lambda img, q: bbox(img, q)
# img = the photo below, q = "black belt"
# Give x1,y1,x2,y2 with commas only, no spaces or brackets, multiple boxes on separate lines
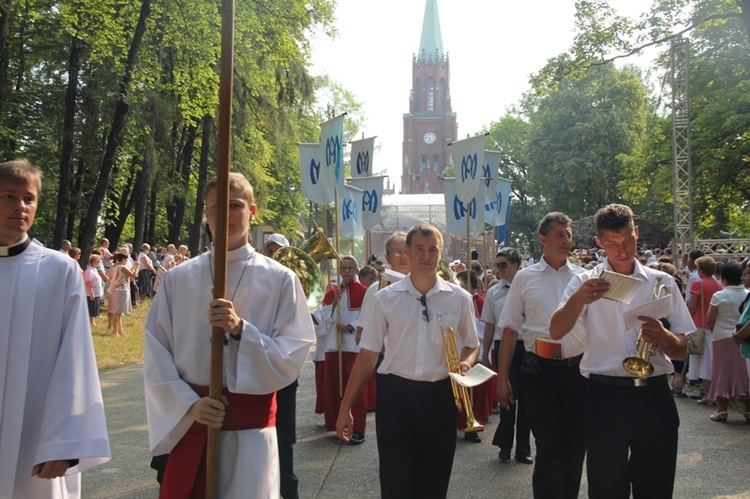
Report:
589,374,667,388
526,352,582,368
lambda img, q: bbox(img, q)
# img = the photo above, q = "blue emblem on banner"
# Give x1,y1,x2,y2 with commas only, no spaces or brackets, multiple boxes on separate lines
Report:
343,199,358,221
483,164,492,187
460,154,478,183
362,189,378,213
326,135,341,181
453,195,477,220
485,191,503,214
356,152,370,175
310,158,320,185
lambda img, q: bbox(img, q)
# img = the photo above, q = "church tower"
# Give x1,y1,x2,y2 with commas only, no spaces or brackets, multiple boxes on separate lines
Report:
401,0,457,194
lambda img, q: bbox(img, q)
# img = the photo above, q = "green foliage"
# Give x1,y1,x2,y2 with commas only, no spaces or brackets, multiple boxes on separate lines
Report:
0,0,339,248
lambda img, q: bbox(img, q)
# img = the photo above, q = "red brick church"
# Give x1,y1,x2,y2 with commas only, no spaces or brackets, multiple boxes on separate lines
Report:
401,0,458,195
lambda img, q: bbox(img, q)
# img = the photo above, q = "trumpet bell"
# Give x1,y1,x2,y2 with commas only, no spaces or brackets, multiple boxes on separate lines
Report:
273,247,325,309
622,356,654,378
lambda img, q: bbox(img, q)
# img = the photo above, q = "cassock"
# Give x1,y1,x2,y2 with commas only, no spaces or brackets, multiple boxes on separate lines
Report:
144,244,313,499
320,282,368,432
0,240,110,499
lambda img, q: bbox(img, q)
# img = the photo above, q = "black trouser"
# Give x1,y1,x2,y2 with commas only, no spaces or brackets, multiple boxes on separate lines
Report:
276,380,299,499
376,375,458,499
492,339,531,457
586,375,679,499
520,353,587,499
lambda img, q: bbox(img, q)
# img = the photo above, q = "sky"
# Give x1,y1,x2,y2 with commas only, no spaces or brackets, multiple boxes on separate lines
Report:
310,0,652,194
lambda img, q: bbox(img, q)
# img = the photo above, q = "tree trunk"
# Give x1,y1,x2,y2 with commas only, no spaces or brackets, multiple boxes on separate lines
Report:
54,35,82,248
132,153,151,249
147,184,157,244
78,0,151,260
0,0,14,103
166,123,197,244
188,114,212,256
66,158,85,243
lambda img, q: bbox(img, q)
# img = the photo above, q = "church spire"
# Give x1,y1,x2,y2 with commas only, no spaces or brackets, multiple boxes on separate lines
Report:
418,0,444,63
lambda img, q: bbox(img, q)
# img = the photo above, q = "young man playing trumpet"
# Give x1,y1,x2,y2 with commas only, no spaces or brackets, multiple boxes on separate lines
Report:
336,223,478,499
550,204,693,499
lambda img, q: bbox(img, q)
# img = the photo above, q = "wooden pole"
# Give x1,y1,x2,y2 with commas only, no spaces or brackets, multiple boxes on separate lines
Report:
206,1,234,497
334,186,344,397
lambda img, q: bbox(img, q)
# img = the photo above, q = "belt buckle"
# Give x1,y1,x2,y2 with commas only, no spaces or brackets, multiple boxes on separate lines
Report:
634,378,647,387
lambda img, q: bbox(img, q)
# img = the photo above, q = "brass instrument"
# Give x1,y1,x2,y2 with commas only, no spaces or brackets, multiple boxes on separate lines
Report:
273,224,342,309
622,276,671,378
437,314,483,433
437,258,459,285
298,223,343,264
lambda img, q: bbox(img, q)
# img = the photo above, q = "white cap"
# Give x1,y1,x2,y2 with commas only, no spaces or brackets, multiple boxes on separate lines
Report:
264,233,289,248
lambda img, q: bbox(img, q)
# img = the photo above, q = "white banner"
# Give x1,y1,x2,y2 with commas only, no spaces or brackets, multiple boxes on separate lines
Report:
339,184,364,239
319,114,345,189
350,136,376,178
299,143,334,205
349,176,384,231
495,177,512,227
482,151,501,226
443,178,484,239
450,135,486,204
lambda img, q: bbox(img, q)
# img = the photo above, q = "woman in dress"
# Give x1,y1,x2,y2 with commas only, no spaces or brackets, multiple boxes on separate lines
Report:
108,253,136,337
687,256,723,404
706,262,750,421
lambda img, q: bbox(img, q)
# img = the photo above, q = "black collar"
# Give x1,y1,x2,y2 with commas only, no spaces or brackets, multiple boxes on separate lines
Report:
0,236,31,257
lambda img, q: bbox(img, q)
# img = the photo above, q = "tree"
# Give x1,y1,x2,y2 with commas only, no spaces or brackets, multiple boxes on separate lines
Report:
526,63,650,220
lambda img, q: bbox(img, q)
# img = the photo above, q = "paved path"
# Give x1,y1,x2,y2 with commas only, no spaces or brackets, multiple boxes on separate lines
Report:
84,359,750,498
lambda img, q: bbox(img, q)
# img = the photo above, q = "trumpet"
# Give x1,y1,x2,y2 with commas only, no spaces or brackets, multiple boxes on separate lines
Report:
437,314,483,433
622,276,671,378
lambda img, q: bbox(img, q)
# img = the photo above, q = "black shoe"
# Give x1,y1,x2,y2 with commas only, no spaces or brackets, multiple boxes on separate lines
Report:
349,433,365,445
515,454,533,465
498,449,511,463
673,389,688,399
464,432,482,443
689,391,705,400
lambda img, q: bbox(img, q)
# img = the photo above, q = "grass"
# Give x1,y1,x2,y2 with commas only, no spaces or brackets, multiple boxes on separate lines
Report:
91,297,151,373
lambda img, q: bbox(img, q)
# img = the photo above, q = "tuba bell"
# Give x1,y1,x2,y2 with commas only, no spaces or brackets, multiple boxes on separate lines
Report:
437,258,459,285
273,224,342,309
622,276,671,378
437,314,483,433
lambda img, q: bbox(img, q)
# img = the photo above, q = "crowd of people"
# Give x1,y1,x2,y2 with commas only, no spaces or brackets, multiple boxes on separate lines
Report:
3,156,750,499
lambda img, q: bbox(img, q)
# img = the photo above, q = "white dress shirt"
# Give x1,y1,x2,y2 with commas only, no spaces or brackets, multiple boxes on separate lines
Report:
360,275,479,382
560,259,695,378
498,257,586,358
481,279,511,341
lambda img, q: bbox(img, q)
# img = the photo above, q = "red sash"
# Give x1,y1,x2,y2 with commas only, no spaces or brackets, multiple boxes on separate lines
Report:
159,384,276,499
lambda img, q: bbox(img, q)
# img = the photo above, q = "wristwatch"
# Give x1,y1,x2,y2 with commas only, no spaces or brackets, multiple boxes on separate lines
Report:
347,324,355,334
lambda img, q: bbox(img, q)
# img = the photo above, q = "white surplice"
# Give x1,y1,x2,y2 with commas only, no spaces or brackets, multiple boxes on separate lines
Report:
0,240,110,499
144,244,314,499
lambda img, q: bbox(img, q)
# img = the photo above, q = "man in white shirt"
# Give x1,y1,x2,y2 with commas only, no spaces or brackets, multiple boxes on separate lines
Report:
0,159,110,499
144,172,314,498
495,212,587,499
336,223,479,499
355,232,411,419
550,204,692,499
482,247,531,464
